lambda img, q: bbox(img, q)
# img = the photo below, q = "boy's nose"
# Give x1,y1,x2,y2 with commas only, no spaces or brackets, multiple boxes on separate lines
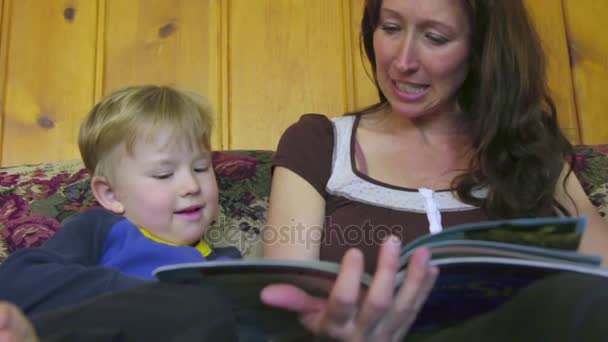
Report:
180,173,201,196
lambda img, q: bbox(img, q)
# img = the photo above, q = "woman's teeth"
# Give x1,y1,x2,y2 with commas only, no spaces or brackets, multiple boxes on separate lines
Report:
397,83,427,93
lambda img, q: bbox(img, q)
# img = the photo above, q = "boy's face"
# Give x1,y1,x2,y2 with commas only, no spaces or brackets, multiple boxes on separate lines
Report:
107,129,218,245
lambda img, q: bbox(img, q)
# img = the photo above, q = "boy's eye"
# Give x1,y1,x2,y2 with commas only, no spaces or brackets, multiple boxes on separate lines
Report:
153,173,173,180
194,167,209,173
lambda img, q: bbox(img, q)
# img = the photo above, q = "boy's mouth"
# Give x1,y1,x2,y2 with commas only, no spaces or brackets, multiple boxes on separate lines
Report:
174,205,204,222
174,205,203,214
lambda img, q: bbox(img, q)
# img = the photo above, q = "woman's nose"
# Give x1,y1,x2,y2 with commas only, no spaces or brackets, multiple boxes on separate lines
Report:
394,38,420,72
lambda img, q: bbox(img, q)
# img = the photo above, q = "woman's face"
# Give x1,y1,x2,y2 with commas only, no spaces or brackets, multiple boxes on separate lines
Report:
373,0,471,120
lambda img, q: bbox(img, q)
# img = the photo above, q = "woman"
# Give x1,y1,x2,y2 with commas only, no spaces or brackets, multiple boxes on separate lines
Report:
261,0,608,340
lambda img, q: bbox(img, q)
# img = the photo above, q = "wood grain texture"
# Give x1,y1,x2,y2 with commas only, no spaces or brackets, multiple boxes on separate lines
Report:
0,0,606,166
350,0,380,111
103,0,222,148
227,0,347,150
0,0,8,164
524,0,579,143
341,0,356,112
2,0,97,166
218,0,229,150
94,0,106,103
563,0,608,144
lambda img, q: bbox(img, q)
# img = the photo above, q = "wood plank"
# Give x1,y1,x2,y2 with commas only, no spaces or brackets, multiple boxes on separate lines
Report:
217,0,229,150
563,0,608,144
525,0,579,143
341,0,356,112
0,0,8,164
2,0,98,166
350,0,380,110
103,0,222,148
94,0,106,103
228,0,347,150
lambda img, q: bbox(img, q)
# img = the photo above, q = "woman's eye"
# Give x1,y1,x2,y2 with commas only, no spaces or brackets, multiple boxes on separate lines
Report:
380,24,400,34
426,33,448,45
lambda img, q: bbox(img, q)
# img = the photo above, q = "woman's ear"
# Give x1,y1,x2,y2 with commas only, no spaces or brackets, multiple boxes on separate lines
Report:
91,175,125,214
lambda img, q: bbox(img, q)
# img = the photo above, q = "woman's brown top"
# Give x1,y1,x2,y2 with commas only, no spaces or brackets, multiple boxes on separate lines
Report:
273,114,490,273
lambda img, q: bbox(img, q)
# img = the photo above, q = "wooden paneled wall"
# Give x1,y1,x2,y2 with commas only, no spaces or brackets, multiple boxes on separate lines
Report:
0,0,606,166
563,0,608,144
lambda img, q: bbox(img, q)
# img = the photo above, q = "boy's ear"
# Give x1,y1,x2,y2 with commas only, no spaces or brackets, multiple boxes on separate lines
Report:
91,175,125,215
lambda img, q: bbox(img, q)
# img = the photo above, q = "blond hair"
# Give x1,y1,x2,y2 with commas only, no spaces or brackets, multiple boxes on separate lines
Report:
78,85,213,178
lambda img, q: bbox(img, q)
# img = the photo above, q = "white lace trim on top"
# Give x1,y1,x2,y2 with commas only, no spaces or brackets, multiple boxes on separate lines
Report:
326,116,482,234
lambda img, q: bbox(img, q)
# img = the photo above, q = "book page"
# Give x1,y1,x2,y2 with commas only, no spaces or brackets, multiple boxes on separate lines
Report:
402,216,586,258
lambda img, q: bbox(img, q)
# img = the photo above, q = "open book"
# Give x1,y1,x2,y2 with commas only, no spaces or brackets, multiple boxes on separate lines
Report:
154,216,607,338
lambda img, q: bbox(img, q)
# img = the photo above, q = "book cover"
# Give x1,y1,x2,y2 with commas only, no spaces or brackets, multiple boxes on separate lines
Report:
154,216,605,336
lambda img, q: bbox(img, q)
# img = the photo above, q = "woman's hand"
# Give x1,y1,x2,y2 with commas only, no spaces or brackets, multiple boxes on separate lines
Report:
260,237,439,341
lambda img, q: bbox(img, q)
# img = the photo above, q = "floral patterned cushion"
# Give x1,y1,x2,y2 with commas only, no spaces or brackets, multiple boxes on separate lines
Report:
572,145,608,218
0,151,273,262
0,146,607,264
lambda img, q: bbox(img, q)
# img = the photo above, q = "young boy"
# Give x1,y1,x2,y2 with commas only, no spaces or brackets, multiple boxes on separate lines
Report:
0,85,240,316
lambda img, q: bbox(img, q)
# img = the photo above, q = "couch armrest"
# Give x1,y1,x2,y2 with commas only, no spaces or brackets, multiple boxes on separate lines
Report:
572,145,608,219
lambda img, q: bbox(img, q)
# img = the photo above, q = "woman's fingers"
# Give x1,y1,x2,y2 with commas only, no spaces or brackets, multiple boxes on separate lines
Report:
261,283,330,334
354,238,437,341
261,284,325,313
261,248,365,338
386,248,439,338
262,244,439,341
356,236,401,334
321,248,365,338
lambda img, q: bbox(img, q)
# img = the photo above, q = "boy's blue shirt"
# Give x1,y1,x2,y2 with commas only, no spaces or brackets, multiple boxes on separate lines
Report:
0,208,241,315
100,213,238,280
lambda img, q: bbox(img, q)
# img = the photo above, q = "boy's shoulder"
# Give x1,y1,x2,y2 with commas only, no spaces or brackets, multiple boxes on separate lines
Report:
31,208,129,267
54,208,127,243
73,207,120,218
64,207,124,227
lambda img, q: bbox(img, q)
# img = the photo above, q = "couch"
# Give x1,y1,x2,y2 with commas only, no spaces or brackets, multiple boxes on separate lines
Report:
1,146,608,262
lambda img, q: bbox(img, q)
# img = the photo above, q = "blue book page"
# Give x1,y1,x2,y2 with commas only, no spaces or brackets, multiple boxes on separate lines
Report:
408,258,608,334
402,216,587,257
156,260,345,340
155,259,376,298
153,257,606,337
155,259,348,297
400,239,602,267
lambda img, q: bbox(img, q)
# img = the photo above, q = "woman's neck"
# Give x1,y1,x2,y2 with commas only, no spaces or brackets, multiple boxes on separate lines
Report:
360,106,472,151
355,107,474,190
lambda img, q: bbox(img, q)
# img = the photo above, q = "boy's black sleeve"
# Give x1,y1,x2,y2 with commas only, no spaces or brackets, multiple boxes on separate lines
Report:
0,208,145,315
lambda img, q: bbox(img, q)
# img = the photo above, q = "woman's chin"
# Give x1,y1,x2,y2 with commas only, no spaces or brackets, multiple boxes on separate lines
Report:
390,106,430,120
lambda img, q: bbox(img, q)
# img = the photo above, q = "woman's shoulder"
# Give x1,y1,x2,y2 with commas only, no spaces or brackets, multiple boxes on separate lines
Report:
279,112,336,146
282,113,358,140
273,114,339,196
289,113,334,133
277,114,337,149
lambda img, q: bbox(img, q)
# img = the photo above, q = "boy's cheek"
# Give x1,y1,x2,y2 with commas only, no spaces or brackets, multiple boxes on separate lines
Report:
207,202,219,223
202,193,219,222
205,180,219,205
